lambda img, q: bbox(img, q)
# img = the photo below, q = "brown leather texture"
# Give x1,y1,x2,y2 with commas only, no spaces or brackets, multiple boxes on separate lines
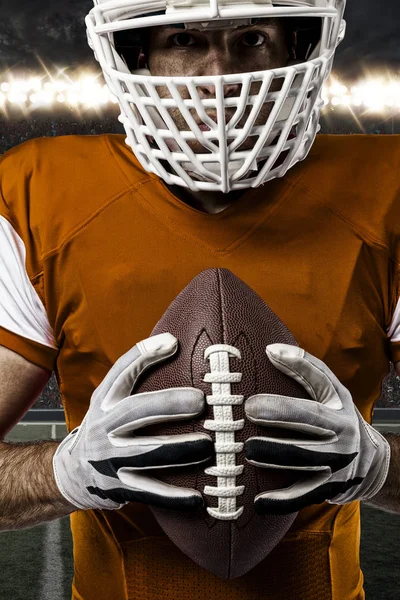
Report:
134,268,313,579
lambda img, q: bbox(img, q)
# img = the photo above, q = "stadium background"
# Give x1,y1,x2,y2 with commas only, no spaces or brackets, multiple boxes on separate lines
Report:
1,0,400,597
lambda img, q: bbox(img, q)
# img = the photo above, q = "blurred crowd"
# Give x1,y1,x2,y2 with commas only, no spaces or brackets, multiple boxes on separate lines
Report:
0,117,124,155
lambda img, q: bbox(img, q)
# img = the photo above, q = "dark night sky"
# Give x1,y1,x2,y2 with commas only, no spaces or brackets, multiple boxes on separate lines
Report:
0,0,399,81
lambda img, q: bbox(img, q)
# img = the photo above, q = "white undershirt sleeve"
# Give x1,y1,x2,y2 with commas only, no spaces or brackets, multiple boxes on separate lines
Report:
387,296,400,344
0,214,57,349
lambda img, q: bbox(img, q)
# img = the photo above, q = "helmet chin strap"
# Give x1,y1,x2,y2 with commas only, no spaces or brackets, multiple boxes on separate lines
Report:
112,47,300,182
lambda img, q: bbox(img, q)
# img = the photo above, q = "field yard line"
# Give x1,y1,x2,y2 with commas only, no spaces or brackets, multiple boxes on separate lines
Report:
38,519,65,600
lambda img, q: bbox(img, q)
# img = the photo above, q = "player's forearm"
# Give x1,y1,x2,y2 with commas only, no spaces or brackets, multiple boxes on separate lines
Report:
0,440,77,531
364,433,400,514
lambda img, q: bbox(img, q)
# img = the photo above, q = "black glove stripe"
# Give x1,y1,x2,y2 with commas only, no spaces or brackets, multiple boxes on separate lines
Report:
245,438,357,473
254,477,364,515
87,485,204,510
89,437,214,477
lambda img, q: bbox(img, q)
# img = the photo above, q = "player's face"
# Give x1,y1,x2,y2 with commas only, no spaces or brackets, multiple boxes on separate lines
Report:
146,19,291,153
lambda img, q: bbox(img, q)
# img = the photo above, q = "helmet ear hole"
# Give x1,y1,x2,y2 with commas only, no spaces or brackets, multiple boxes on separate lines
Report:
283,16,322,62
114,29,148,72
138,51,147,70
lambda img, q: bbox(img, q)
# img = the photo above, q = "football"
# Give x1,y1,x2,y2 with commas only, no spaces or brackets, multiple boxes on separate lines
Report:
133,268,313,579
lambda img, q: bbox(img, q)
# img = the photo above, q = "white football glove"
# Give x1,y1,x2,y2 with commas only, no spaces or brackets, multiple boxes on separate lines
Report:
53,332,213,511
244,343,391,515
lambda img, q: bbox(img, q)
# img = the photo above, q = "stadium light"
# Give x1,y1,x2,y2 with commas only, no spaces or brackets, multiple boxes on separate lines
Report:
8,92,27,104
67,93,79,105
28,78,42,91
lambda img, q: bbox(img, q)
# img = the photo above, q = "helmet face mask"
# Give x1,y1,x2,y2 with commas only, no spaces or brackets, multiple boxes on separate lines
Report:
86,0,347,193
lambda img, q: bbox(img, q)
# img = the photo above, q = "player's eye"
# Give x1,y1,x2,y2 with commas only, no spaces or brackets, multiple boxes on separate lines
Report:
171,32,196,47
241,31,267,47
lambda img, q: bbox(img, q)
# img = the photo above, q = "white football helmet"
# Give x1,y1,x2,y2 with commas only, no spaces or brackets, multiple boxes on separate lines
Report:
86,0,346,192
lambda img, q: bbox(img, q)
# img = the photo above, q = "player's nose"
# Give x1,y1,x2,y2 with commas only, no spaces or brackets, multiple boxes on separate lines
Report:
196,50,242,98
197,82,241,98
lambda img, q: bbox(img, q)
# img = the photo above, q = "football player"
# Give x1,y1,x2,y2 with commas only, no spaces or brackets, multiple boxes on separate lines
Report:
0,0,399,599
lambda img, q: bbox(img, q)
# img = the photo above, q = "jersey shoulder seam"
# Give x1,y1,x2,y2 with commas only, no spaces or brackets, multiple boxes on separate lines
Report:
297,181,400,268
41,131,153,261
102,133,156,189
41,180,146,262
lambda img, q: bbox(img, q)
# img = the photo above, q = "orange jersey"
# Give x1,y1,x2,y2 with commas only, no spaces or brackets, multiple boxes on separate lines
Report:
1,133,400,600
